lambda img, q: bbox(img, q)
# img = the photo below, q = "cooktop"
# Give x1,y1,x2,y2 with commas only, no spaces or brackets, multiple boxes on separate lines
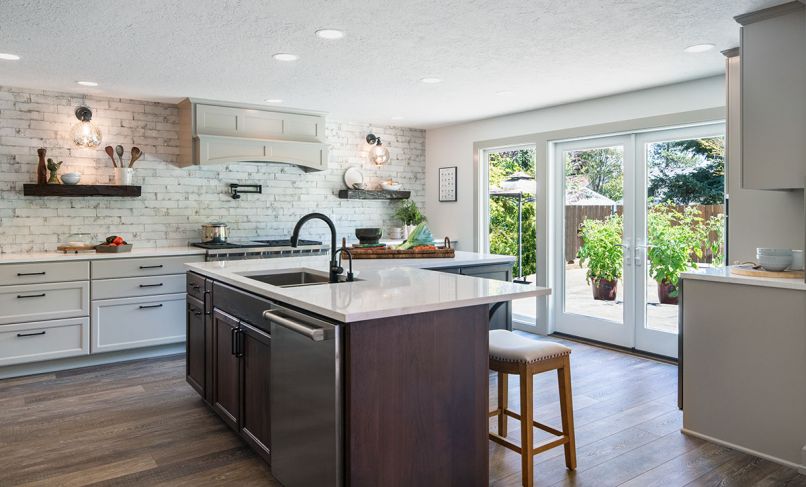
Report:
192,239,322,250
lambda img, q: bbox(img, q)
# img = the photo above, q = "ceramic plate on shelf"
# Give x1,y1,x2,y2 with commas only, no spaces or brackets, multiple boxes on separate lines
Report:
343,166,365,190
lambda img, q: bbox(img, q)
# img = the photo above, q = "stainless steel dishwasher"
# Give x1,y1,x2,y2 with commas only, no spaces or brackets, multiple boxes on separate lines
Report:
264,304,342,487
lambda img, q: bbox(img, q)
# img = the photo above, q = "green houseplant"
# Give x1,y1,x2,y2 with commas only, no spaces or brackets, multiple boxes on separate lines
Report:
577,214,623,301
646,204,703,305
394,200,426,237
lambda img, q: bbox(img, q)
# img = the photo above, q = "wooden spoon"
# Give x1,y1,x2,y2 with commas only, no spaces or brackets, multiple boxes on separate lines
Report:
104,146,118,168
129,147,143,168
115,145,125,167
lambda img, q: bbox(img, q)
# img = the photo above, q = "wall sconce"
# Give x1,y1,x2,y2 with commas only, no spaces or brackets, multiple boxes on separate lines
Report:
366,133,390,166
70,106,102,148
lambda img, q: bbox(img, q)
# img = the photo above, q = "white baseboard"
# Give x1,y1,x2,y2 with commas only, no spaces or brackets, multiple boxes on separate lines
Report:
0,343,185,379
681,428,806,474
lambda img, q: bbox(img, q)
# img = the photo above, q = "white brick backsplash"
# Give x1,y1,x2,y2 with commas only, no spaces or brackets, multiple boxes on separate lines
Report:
0,86,426,253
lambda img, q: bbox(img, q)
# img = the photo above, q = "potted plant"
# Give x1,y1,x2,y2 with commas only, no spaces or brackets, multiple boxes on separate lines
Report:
646,204,703,305
577,214,623,301
394,200,426,238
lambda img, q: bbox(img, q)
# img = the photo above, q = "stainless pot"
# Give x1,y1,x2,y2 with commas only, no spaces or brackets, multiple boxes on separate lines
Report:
201,222,229,243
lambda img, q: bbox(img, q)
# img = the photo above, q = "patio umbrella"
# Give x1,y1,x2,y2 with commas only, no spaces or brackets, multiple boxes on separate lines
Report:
490,171,536,284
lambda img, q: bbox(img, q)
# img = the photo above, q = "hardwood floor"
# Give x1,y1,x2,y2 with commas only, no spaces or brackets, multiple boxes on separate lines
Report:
0,336,803,486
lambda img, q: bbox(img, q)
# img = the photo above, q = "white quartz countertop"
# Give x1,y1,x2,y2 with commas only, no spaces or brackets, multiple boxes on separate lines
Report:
681,266,806,291
0,246,205,264
186,251,549,323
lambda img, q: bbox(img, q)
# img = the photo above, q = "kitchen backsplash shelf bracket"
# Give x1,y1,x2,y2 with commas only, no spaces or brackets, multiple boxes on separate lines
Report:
22,184,142,197
337,189,411,200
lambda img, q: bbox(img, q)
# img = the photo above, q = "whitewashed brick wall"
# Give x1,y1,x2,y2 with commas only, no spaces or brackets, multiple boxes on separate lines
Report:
0,86,425,253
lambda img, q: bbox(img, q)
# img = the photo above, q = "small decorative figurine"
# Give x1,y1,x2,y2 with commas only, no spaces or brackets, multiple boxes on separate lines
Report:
36,148,48,184
46,158,63,184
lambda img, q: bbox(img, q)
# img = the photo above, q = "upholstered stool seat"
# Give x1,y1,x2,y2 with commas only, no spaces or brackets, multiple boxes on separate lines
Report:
489,329,571,363
488,330,576,487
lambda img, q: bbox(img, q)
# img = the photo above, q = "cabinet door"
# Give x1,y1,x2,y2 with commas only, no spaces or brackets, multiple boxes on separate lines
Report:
186,296,206,397
211,308,240,430
239,322,272,463
740,5,806,189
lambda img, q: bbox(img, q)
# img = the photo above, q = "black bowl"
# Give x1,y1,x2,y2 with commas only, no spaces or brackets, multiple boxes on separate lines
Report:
355,227,383,245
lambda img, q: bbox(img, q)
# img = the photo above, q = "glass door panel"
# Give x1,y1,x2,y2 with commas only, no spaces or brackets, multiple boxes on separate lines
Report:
635,126,725,357
554,135,634,348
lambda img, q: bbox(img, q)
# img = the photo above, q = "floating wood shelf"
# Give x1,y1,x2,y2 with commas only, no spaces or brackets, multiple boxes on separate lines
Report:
23,184,142,197
337,189,410,200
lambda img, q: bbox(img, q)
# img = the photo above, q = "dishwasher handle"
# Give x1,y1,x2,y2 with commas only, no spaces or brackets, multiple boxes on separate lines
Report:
264,310,326,342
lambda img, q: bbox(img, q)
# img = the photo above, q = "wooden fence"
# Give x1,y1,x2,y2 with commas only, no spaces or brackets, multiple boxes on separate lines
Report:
564,204,725,263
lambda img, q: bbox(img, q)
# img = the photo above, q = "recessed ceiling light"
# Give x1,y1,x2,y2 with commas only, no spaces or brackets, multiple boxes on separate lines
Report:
273,53,299,62
391,116,404,120
264,98,283,103
496,90,515,96
77,81,98,87
420,77,442,84
684,43,715,53
316,29,345,40
0,53,20,61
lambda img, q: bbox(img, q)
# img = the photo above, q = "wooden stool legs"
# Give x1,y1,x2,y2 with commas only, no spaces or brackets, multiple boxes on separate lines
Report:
489,355,576,487
557,358,577,470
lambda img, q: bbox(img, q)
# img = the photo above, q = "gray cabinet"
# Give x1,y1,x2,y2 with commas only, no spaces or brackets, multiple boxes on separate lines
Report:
178,98,328,172
737,2,806,190
431,262,513,330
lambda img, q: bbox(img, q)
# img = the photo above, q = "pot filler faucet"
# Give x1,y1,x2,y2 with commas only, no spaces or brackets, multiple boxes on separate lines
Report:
290,212,354,283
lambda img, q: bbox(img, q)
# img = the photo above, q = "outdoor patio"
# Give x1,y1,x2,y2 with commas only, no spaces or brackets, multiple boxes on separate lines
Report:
511,261,679,334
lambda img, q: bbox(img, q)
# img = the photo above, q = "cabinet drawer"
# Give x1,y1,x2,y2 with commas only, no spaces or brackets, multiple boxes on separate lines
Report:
0,261,89,285
91,293,186,353
91,255,203,279
0,281,89,325
92,274,187,300
0,317,90,367
187,272,206,300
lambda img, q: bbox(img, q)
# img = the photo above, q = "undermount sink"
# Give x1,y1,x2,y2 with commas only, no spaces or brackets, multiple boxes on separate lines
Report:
238,269,355,288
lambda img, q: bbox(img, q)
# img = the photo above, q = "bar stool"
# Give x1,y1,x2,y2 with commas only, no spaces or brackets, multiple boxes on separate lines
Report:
488,330,576,487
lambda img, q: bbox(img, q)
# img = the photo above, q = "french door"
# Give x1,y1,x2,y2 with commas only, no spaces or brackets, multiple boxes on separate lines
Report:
553,123,725,358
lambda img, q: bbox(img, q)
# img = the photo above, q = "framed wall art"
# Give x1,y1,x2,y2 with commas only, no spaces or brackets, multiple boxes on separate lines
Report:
439,166,457,202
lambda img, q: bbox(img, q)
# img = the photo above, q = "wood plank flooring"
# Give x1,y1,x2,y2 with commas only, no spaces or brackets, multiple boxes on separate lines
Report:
0,335,803,486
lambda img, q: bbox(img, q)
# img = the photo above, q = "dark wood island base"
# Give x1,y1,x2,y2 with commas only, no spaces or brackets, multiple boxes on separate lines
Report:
187,272,491,486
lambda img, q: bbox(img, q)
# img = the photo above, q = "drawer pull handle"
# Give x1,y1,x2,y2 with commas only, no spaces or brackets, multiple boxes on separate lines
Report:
17,331,46,337
17,293,46,299
139,283,164,288
139,304,164,309
189,284,201,290
17,271,46,277
139,265,164,269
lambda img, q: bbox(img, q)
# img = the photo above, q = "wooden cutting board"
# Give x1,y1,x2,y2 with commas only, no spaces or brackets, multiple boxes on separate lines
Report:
730,265,804,279
349,246,455,259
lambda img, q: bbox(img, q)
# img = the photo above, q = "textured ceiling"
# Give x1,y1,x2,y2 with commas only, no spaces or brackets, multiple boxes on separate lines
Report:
0,0,783,128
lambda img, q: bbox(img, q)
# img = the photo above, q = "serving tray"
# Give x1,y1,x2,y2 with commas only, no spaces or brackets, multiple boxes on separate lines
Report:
730,265,804,279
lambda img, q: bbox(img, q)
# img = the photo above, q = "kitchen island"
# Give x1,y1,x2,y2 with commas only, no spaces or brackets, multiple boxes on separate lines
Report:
185,252,549,486
680,267,806,474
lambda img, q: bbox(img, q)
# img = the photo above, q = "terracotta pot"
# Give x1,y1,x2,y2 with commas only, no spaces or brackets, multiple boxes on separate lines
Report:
591,278,618,301
657,280,679,305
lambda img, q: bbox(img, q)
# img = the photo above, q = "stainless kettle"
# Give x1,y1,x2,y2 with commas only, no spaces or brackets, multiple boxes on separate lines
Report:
201,222,229,244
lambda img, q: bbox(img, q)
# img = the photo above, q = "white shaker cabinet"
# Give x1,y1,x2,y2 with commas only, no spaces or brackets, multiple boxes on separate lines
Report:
737,1,806,190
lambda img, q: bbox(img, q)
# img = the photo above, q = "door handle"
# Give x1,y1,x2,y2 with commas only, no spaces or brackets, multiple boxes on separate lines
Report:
616,242,632,267
231,328,239,356
264,310,325,342
635,244,654,266
236,329,244,358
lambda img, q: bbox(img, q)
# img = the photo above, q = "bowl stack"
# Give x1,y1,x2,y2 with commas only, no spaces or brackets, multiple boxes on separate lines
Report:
756,248,793,272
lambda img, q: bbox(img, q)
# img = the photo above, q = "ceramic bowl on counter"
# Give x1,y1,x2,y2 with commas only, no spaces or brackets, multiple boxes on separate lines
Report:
756,250,793,272
355,228,383,245
756,248,793,256
60,172,81,185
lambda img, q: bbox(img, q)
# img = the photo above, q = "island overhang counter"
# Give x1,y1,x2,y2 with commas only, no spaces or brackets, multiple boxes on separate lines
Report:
185,252,550,486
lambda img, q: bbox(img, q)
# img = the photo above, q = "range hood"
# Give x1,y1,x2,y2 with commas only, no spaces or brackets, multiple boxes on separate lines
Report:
178,98,328,172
